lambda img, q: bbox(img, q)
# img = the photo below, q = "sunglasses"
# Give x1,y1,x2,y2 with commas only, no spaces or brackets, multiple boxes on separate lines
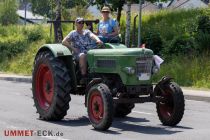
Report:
102,11,110,13
78,21,84,24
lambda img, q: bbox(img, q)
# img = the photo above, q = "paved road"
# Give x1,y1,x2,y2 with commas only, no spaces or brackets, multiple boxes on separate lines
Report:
0,80,209,140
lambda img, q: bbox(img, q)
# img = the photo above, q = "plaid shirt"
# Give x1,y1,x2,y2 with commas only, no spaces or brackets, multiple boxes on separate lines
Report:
66,29,96,53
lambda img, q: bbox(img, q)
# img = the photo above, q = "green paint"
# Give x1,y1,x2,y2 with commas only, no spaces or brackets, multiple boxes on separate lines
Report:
105,43,127,49
39,44,72,57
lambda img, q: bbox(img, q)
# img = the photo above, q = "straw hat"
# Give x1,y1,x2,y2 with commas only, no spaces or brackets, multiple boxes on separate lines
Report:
101,6,111,12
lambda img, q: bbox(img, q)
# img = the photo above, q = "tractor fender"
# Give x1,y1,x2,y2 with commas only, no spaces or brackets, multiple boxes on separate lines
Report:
35,44,77,90
85,78,103,107
154,76,173,96
36,44,72,58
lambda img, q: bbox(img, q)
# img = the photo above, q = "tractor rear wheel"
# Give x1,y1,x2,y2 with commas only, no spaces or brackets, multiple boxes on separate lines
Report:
114,103,135,118
32,51,71,120
87,83,113,131
156,82,185,126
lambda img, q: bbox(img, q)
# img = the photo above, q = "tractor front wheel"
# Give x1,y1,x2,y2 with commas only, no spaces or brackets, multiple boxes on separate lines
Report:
87,83,113,131
32,51,71,121
156,82,185,126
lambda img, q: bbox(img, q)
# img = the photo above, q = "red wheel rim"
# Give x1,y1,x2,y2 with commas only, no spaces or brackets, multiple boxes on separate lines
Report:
159,89,174,119
89,91,104,123
35,64,54,110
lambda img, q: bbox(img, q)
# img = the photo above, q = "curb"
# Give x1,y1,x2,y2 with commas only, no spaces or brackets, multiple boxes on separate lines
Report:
184,95,210,103
182,89,210,102
0,75,32,83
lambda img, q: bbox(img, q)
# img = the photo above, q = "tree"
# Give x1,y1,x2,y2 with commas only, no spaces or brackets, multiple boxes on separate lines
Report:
31,0,52,17
125,1,131,47
54,0,63,43
31,0,88,18
0,0,18,25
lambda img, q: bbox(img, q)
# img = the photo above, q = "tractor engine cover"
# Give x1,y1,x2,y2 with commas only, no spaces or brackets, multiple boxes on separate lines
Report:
87,48,154,86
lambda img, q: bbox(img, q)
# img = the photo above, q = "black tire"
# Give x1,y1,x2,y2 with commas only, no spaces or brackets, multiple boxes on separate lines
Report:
32,51,71,121
156,82,185,126
114,103,135,118
87,83,113,131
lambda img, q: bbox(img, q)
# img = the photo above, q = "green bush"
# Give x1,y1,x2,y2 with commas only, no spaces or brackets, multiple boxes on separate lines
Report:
195,12,210,51
153,54,210,88
0,35,27,62
195,32,210,51
129,9,209,56
0,24,49,74
25,26,44,42
142,30,163,55
0,25,49,64
0,26,8,36
164,35,196,55
197,15,210,34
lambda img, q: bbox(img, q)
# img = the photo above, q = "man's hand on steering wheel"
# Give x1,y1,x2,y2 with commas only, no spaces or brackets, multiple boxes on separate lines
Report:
96,40,105,48
96,40,103,45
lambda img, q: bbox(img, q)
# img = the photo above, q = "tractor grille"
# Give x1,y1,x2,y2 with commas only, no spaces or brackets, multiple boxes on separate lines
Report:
136,57,153,75
96,60,116,68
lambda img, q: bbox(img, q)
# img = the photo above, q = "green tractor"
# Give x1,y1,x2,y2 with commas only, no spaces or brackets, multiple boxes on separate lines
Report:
32,21,185,131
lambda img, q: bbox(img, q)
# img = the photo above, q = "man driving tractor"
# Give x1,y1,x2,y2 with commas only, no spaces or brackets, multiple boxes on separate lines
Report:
62,17,103,84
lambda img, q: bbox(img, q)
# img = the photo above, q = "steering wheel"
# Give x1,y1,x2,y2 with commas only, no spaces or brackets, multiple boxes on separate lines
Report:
96,43,105,49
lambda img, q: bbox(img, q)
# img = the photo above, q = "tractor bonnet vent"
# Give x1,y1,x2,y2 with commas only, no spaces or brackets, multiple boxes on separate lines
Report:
96,60,116,68
136,57,153,74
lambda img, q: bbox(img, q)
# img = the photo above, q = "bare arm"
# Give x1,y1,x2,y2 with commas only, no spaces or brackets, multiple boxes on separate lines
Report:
96,29,99,35
62,37,79,53
90,32,103,44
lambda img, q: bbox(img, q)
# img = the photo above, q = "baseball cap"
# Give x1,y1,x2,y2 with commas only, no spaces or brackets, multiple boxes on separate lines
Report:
75,17,84,23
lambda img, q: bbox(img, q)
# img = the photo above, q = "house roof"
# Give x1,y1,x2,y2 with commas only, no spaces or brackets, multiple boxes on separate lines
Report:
168,0,175,6
123,2,159,12
16,10,47,24
17,10,45,20
169,0,190,8
168,0,208,9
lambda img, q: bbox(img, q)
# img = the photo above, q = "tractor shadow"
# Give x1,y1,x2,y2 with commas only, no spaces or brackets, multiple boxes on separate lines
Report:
43,116,193,135
110,118,191,135
44,116,90,127
106,116,193,135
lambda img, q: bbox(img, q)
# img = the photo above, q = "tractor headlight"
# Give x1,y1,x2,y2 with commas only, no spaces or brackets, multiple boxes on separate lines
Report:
123,67,135,75
152,66,159,74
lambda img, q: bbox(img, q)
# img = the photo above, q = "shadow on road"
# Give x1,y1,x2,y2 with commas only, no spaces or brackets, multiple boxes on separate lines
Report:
45,116,90,127
96,116,193,135
42,116,193,135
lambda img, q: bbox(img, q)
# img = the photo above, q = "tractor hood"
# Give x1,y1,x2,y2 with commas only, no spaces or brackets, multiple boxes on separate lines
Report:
88,48,153,56
87,48,154,85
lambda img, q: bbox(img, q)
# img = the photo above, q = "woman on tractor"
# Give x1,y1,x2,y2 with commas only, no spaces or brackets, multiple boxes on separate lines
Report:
97,6,120,43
